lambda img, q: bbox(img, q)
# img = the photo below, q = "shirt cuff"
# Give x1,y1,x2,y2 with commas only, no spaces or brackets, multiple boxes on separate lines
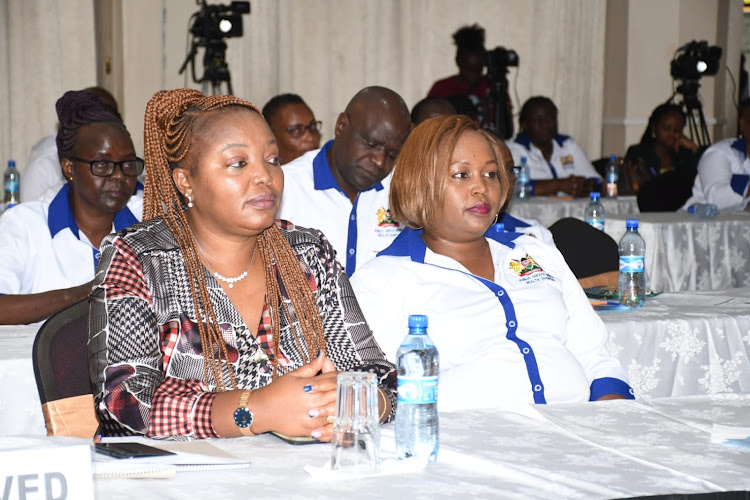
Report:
589,377,635,401
146,378,220,439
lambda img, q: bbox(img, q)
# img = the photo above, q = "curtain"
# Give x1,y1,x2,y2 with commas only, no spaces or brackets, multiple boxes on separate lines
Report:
0,0,96,177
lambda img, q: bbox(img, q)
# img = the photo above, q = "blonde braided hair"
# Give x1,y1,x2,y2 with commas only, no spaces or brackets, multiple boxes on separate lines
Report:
143,89,326,390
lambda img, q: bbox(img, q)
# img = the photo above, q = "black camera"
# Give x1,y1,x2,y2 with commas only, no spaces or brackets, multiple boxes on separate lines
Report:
190,0,250,40
486,46,519,74
670,40,722,80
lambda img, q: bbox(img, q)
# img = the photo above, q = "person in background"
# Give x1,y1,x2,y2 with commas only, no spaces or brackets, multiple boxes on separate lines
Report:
507,96,601,197
0,90,140,325
351,115,633,411
624,103,700,212
277,86,412,275
89,89,396,441
262,93,322,165
411,96,456,125
681,99,750,212
21,87,119,202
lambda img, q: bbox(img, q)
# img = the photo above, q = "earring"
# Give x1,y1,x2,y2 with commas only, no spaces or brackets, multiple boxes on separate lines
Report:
186,194,193,208
493,213,499,225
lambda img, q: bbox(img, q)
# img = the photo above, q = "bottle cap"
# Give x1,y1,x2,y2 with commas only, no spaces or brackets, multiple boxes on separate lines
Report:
408,315,428,328
520,156,527,164
609,155,616,162
8,160,15,167
590,192,600,201
626,219,639,228
687,204,696,214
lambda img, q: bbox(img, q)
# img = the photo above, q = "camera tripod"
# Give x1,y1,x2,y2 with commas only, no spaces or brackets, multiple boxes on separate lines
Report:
178,38,234,96
484,69,513,139
674,79,711,149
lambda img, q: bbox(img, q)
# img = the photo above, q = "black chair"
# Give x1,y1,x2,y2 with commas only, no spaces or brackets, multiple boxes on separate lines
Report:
548,217,619,289
32,298,98,438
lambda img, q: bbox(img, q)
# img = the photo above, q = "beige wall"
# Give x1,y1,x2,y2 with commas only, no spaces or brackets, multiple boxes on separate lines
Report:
602,0,742,156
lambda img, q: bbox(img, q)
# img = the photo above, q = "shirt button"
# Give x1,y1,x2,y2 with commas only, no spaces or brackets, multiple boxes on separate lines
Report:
629,388,635,395
522,347,529,355
95,252,101,259
351,214,356,221
534,384,542,392
507,320,516,328
497,290,504,297
349,248,355,255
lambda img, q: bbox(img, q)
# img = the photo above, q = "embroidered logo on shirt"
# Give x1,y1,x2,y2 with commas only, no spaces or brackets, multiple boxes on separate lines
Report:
377,207,399,227
509,254,544,277
560,154,575,171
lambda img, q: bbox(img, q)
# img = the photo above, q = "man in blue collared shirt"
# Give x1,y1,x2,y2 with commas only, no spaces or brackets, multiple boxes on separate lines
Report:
277,86,412,275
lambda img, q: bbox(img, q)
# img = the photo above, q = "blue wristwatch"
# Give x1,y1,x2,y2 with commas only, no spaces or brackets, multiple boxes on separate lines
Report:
233,391,255,436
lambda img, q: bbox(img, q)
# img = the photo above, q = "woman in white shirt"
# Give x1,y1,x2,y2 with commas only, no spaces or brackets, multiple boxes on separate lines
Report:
351,114,633,411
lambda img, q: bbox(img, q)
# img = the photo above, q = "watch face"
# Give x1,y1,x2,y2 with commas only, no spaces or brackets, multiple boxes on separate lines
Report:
234,407,253,429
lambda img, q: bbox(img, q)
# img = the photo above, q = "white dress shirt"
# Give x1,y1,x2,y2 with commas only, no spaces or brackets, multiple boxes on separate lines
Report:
682,138,750,211
0,184,138,296
351,225,633,411
277,141,402,275
508,132,602,185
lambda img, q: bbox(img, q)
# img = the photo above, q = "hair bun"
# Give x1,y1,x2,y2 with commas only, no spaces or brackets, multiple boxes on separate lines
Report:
55,90,121,130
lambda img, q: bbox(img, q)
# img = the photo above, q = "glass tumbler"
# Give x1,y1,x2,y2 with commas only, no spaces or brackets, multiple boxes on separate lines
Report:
330,372,381,472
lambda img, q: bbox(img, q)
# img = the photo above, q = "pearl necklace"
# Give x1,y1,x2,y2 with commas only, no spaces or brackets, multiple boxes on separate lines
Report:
212,246,257,289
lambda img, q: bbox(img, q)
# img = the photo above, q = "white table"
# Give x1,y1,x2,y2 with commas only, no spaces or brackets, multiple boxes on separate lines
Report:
600,288,750,399
507,195,638,227
90,394,750,499
604,212,750,293
0,322,46,436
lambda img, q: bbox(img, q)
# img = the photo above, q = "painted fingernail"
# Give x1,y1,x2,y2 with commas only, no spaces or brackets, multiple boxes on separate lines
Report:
311,430,322,440
308,409,319,418
303,385,313,392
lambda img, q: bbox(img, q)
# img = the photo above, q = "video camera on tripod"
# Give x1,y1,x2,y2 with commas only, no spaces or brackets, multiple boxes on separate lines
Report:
484,46,519,139
178,0,251,95
670,40,723,148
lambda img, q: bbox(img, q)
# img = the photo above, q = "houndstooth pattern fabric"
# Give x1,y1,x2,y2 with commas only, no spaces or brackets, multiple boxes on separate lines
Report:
88,217,396,439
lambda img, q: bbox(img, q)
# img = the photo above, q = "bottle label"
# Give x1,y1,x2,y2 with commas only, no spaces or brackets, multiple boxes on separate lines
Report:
586,219,604,231
619,255,644,272
4,179,19,194
606,172,618,183
397,376,438,404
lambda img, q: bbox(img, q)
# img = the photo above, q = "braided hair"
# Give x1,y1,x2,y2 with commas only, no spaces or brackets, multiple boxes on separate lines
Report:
56,90,125,162
142,89,326,391
640,103,685,147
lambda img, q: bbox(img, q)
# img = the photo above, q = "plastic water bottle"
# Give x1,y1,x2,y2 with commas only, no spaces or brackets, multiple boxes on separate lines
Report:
584,192,606,231
604,155,618,198
618,219,646,308
515,156,531,201
687,203,718,219
395,314,439,463
3,160,20,210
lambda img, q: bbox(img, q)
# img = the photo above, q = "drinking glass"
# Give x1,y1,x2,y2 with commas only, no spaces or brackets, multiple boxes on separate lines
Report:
330,372,380,472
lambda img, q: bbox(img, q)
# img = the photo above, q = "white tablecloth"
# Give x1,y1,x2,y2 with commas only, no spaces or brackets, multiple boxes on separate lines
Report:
600,288,750,399
604,212,750,292
89,394,750,499
507,195,639,227
0,323,46,436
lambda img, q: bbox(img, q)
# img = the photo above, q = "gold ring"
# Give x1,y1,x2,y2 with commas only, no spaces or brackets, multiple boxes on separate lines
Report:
326,415,335,425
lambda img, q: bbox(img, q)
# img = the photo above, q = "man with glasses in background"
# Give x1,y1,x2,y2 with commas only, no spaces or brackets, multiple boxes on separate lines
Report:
262,93,322,165
277,86,412,276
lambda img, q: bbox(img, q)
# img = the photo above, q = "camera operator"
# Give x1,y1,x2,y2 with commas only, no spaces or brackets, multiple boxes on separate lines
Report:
427,24,515,139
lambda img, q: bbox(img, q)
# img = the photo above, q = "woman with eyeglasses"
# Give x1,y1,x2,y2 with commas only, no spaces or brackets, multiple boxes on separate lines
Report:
0,90,141,324
262,93,322,165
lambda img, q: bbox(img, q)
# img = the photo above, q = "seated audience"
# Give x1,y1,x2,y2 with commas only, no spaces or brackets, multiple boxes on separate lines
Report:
411,97,456,125
277,86,412,275
507,96,601,197
262,93,322,165
624,103,700,211
351,115,633,411
0,90,140,325
682,99,750,212
88,89,396,441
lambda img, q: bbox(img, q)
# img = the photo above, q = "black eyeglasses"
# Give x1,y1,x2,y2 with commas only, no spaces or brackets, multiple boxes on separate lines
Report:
285,120,322,138
68,157,145,177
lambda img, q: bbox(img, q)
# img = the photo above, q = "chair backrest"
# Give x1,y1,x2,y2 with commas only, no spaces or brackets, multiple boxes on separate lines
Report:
32,298,98,438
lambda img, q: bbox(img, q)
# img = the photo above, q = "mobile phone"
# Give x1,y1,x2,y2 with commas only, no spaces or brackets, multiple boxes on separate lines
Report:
270,431,320,445
94,442,176,459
